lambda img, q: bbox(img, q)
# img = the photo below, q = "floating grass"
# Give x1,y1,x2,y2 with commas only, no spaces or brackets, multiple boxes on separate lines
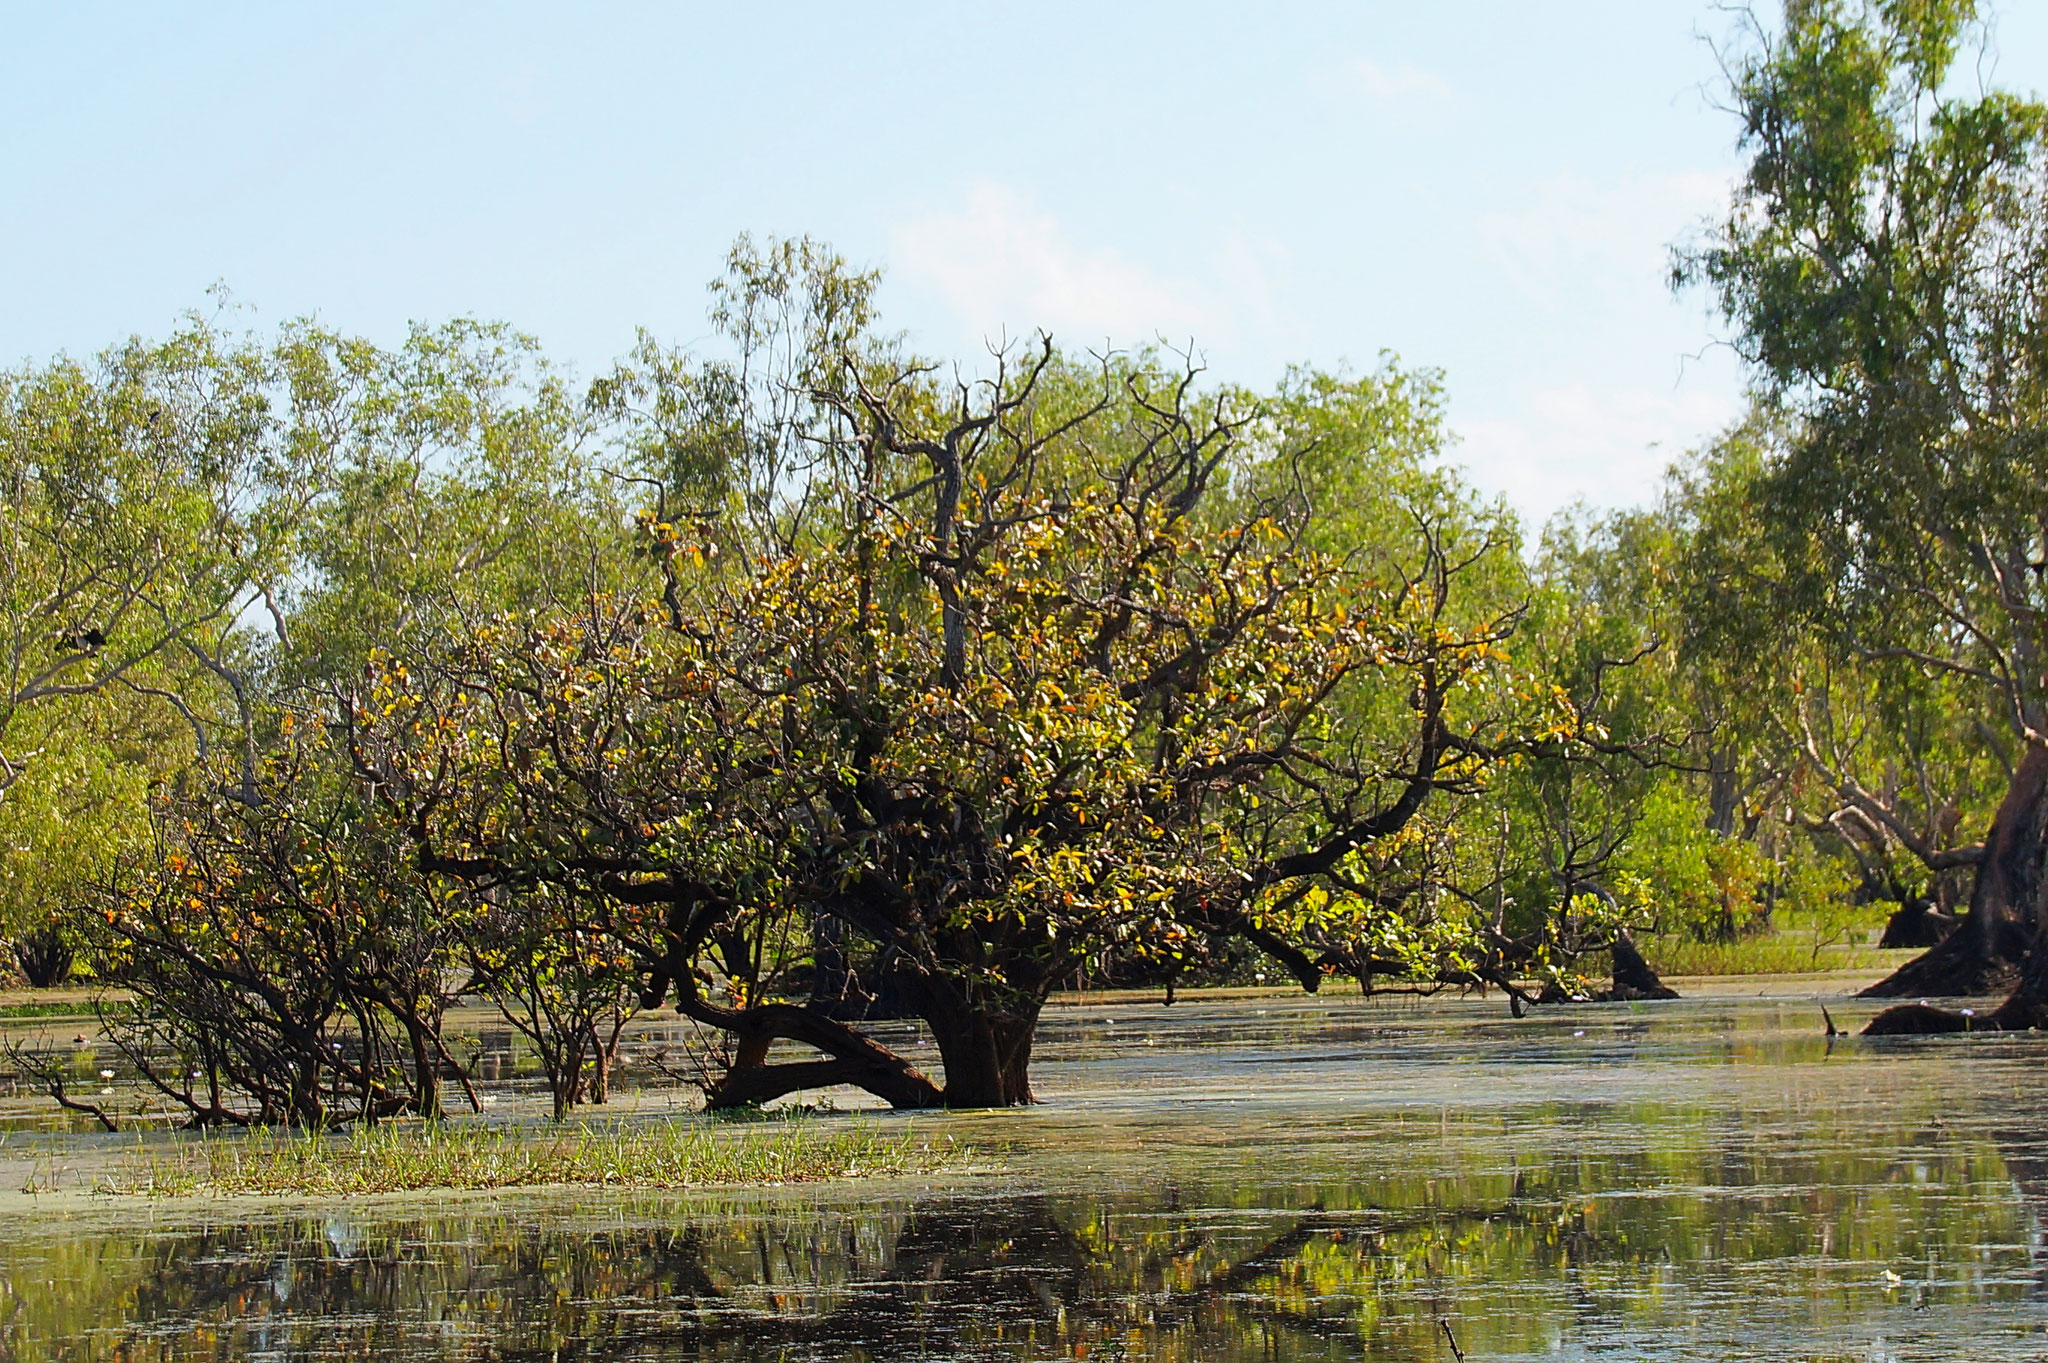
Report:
109,1117,959,1197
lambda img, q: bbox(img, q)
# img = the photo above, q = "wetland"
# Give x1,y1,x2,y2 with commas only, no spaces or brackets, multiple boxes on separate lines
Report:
3,983,2045,1360
8,5,2048,1358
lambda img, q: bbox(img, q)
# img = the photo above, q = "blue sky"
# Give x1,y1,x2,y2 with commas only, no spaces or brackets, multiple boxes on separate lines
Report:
4,3,2043,526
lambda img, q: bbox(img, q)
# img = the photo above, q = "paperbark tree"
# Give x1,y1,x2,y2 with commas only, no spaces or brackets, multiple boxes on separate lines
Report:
1681,0,2048,1021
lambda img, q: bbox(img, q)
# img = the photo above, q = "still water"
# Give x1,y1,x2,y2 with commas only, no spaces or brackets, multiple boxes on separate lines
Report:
3,989,2047,1360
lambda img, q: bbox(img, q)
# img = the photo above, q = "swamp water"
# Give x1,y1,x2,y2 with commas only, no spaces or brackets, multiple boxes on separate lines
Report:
2,989,2047,1360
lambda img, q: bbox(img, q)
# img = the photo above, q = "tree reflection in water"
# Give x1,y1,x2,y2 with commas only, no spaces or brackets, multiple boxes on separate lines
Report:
1989,1128,2048,1300
1,1192,1575,1361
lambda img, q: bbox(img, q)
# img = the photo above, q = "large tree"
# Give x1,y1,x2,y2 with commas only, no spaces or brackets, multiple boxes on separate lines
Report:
0,315,357,984
355,328,1526,1108
1682,0,2048,1021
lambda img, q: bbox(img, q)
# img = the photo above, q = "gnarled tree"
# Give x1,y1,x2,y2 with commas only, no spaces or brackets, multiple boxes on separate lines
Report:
357,340,1523,1108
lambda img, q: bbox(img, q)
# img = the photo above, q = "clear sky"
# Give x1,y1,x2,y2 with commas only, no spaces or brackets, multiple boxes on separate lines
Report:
4,3,2043,527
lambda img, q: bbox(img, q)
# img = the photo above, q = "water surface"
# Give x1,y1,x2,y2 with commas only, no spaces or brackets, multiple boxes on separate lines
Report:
4,989,2046,1360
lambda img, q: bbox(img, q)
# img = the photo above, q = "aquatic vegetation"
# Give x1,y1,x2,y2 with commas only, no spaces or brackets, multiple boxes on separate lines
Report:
107,1116,958,1197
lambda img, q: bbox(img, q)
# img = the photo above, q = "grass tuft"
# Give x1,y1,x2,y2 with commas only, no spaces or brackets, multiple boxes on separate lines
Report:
107,1117,959,1197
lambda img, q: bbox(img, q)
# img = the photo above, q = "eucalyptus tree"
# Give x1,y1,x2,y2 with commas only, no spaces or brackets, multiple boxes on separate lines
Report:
1,310,647,1112
1658,426,1996,940
0,316,327,794
1680,0,2048,1020
272,317,636,693
587,233,889,570
1480,510,1686,974
149,320,638,1115
0,315,365,982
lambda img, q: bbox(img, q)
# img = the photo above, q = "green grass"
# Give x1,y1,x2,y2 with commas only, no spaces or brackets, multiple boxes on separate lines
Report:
1636,931,1897,978
0,1001,101,1019
107,1117,961,1197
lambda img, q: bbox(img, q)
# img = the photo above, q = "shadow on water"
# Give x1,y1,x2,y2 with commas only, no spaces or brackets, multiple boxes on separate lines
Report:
9,993,2048,1359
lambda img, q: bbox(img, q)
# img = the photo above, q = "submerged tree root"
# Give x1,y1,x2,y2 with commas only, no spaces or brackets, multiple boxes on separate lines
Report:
1861,931,2047,1034
1861,1003,1980,1035
1861,987,2048,1035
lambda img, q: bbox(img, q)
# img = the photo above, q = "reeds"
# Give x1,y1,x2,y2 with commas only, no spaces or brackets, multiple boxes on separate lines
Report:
110,1117,956,1196
1637,932,1892,978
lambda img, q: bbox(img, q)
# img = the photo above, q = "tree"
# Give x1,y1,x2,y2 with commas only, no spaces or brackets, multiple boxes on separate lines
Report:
465,885,643,1120
0,313,340,808
275,317,628,696
357,330,1525,1109
0,690,184,985
1668,416,2000,942
1464,511,1687,999
0,314,383,985
0,312,641,1121
66,732,472,1128
1680,0,2048,1024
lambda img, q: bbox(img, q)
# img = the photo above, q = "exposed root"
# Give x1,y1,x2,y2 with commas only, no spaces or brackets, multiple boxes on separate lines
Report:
1858,930,2021,1000
1862,1002,1979,1035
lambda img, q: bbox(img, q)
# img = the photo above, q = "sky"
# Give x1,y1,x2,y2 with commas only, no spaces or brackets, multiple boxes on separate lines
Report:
3,3,2044,528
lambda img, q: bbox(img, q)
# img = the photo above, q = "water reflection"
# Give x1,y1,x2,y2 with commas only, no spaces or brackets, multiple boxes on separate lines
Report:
5,994,2048,1359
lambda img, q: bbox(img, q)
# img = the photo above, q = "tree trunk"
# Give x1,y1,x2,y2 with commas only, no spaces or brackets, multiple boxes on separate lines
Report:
1876,898,1955,949
687,991,944,1111
678,960,1041,1110
402,1018,442,1120
1862,744,2046,1001
291,1059,326,1129
13,930,73,989
587,1019,623,1105
1865,745,2048,1033
552,1029,587,1121
927,1001,1040,1108
1706,743,1741,837
1606,932,1679,1001
698,998,1037,1110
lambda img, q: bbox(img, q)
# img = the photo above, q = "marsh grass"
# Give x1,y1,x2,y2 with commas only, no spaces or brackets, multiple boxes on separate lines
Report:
108,1117,958,1197
1637,932,1899,978
0,1001,101,1019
